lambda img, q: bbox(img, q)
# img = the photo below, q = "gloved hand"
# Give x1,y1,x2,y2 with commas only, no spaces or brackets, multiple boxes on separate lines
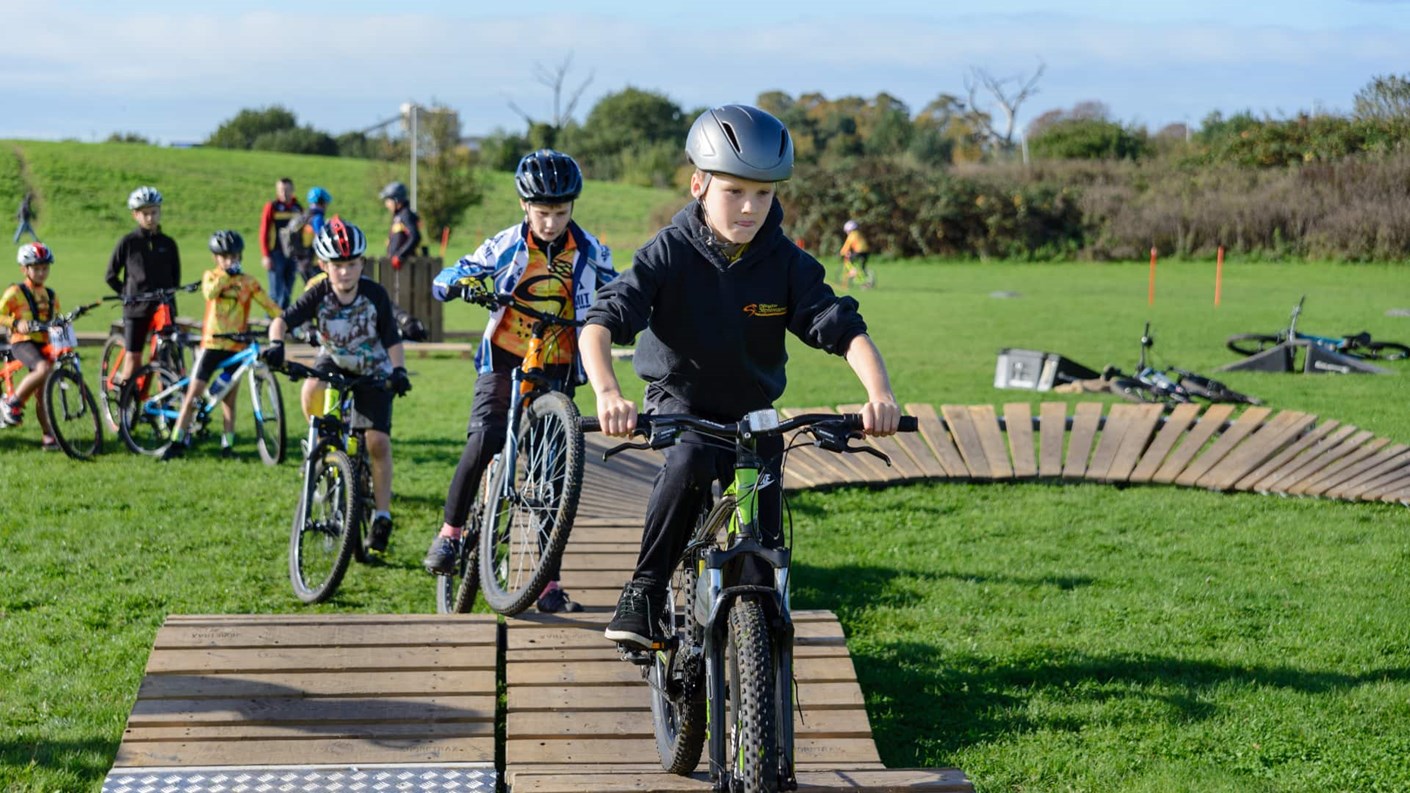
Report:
262,341,285,369
389,366,412,396
391,256,403,270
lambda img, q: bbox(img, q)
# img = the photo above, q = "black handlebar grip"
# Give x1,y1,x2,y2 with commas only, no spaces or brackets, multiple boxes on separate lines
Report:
900,416,918,432
580,417,601,433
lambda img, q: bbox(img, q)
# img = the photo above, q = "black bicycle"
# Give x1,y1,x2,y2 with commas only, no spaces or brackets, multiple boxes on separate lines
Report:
590,409,917,793
1227,296,1410,360
1107,323,1260,406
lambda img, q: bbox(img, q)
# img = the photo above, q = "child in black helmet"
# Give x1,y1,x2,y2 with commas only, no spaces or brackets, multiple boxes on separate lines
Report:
580,104,902,649
380,181,421,271
159,230,281,461
421,149,616,614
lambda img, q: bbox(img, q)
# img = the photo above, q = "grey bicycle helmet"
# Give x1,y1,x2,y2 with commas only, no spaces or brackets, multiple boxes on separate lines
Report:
208,229,245,255
127,186,164,210
685,104,794,182
17,242,53,266
312,216,368,261
514,149,583,203
379,181,408,203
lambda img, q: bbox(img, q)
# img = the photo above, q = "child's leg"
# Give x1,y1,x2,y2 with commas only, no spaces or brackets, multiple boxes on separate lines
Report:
300,379,325,422
366,429,392,512
170,378,208,438
220,382,240,435
17,360,53,436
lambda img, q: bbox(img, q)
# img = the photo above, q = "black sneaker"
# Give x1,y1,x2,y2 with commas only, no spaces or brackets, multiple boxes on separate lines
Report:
159,442,185,462
604,580,665,649
423,535,460,576
369,514,393,553
537,584,585,614
220,446,236,460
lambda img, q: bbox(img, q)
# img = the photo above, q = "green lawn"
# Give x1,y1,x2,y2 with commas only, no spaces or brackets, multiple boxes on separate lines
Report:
3,171,1410,791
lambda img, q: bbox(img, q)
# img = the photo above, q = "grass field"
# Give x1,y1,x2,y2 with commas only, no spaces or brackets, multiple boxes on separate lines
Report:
3,144,1410,792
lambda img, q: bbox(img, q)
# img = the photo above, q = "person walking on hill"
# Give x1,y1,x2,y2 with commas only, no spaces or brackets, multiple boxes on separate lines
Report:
13,193,38,244
258,177,303,310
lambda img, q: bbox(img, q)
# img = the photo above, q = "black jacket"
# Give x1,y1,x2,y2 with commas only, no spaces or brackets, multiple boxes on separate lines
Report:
388,204,421,262
106,226,182,318
585,198,866,419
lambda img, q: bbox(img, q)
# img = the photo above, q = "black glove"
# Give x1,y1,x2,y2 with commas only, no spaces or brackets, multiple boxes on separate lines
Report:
262,341,285,369
389,366,412,396
399,315,428,342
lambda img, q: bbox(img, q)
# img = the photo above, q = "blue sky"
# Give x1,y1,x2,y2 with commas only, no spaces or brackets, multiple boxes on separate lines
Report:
3,0,1408,143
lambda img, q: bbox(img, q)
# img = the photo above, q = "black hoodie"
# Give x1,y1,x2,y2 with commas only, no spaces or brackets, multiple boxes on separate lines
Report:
584,198,866,419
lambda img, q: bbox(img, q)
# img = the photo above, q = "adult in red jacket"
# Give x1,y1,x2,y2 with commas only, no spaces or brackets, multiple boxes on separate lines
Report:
258,177,303,310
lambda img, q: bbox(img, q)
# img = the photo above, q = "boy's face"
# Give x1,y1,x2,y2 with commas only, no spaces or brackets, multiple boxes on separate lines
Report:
383,197,398,213
323,258,364,294
691,172,775,245
215,253,240,272
277,180,294,201
21,263,49,286
521,200,573,243
133,206,161,230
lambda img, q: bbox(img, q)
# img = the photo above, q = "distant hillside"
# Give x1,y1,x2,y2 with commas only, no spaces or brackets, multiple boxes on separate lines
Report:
2,140,680,305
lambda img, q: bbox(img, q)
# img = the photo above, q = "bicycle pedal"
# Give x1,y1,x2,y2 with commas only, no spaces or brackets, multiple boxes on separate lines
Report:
616,646,658,666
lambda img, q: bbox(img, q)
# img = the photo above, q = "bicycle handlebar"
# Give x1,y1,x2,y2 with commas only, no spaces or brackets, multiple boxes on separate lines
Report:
581,411,918,463
275,359,395,394
120,281,201,306
460,285,583,328
26,300,105,332
212,331,267,345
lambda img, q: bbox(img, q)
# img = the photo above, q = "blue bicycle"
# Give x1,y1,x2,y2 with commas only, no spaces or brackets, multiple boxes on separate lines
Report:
116,331,286,464
1227,296,1410,361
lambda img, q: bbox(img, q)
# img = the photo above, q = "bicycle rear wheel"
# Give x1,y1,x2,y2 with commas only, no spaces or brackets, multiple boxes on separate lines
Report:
45,366,103,460
1226,334,1283,356
437,466,493,614
97,334,124,432
1360,341,1410,361
478,392,585,615
248,366,286,465
289,448,360,603
117,363,182,456
726,597,779,793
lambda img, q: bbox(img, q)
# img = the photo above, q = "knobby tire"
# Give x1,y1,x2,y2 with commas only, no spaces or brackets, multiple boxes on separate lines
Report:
289,448,360,603
250,366,286,465
1226,333,1283,357
45,366,103,460
117,363,182,456
727,597,778,793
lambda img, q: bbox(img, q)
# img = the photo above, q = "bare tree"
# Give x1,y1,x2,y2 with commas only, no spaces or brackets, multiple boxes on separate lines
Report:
965,60,1046,151
506,52,596,132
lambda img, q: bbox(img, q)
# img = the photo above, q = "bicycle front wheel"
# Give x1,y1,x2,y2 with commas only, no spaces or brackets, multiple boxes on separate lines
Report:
1361,341,1410,361
1226,334,1283,356
478,392,585,615
289,448,360,603
97,334,124,432
726,597,779,793
117,363,182,456
45,366,103,460
249,366,286,465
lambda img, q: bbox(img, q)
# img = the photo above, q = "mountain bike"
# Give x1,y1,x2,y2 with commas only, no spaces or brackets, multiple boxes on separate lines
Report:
1227,296,1410,360
839,253,875,290
116,331,286,463
1106,323,1260,406
275,359,397,604
437,285,586,616
591,409,918,793
98,282,201,432
0,299,106,459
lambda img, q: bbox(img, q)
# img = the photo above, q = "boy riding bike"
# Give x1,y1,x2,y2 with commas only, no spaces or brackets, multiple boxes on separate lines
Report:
160,230,282,461
1,243,62,447
422,149,616,614
580,105,901,649
839,219,873,288
265,218,411,553
106,186,182,389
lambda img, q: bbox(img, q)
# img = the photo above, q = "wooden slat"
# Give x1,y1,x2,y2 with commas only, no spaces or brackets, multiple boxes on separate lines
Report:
905,403,969,478
837,403,927,482
1151,404,1235,484
779,407,868,487
1128,403,1201,483
1174,406,1273,487
1195,410,1315,491
1234,420,1342,492
1368,471,1410,501
135,670,496,700
1085,403,1136,482
1325,445,1410,499
1037,402,1066,477
1249,424,1359,493
1003,403,1037,478
891,407,950,479
509,768,974,792
967,405,1013,479
128,694,494,725
1343,462,1410,501
1105,404,1165,482
115,736,495,767
1272,430,1375,494
941,405,992,479
1061,402,1104,479
1293,438,1390,496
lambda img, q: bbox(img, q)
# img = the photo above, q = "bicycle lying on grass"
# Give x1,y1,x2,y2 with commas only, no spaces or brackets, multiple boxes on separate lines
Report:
1226,296,1410,360
98,281,201,431
0,299,107,459
275,359,402,604
588,409,917,793
436,284,586,616
116,330,285,463
1105,323,1260,406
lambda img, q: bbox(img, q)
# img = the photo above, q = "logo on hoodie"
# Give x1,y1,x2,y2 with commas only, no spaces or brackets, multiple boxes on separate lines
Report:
743,303,786,318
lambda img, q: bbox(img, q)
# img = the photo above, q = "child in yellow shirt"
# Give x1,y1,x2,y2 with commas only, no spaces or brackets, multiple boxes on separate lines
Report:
0,243,60,448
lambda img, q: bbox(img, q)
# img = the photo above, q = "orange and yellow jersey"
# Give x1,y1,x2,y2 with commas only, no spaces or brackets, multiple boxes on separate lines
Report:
0,280,58,344
489,233,578,364
840,230,869,258
200,269,281,351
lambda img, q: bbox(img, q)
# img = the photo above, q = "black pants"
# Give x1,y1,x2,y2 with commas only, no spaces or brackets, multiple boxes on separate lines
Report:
632,387,783,589
442,347,573,582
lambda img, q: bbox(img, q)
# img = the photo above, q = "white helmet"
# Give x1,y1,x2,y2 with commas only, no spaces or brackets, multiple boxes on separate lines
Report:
843,220,859,233
17,242,54,266
127,186,163,210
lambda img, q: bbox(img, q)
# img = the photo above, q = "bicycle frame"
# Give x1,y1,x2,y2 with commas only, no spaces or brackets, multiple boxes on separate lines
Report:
2,302,99,407
131,344,264,433
103,283,199,390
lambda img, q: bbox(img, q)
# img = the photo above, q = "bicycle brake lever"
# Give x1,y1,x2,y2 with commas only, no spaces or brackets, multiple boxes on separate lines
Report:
602,441,652,460
850,444,893,466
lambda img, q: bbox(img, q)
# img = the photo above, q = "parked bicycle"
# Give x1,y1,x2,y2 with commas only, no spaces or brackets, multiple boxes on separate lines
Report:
591,409,918,793
0,299,106,459
1227,296,1410,360
1106,323,1260,406
98,281,201,431
436,285,586,616
275,359,398,603
116,330,285,463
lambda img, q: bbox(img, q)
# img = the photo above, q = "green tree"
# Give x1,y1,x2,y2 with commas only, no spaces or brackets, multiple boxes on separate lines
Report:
1354,74,1410,121
206,106,299,149
572,87,687,181
413,104,483,238
1029,118,1148,160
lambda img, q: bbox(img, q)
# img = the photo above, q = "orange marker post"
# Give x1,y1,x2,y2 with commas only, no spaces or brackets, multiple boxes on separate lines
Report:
1214,245,1224,307
440,227,451,258
1148,246,1157,306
